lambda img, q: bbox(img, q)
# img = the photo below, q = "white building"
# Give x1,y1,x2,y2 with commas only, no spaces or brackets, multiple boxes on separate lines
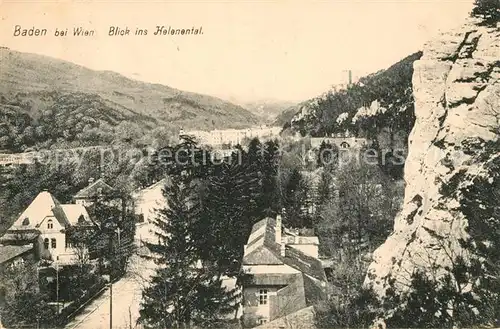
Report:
132,179,168,224
181,126,282,147
5,191,95,265
240,215,328,328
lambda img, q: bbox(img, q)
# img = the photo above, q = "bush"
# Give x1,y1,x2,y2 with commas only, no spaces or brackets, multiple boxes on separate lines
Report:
315,288,381,328
56,278,107,326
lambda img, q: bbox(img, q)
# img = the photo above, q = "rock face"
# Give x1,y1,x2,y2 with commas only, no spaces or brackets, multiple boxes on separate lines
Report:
364,18,500,295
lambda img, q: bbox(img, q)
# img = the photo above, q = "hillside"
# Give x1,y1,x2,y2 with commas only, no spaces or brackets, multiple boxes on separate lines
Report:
240,100,297,123
285,51,423,145
273,102,305,127
0,47,259,151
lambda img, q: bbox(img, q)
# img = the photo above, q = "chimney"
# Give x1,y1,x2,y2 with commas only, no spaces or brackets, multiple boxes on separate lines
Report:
276,213,286,257
275,214,282,244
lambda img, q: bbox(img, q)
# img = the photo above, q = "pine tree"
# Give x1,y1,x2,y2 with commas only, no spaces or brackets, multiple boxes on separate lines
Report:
197,160,261,276
87,190,136,278
246,137,264,168
259,140,281,216
139,153,239,328
0,260,56,328
283,169,310,228
317,141,339,169
471,0,500,25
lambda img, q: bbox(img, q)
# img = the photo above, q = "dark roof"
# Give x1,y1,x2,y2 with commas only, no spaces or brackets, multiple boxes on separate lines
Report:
283,246,327,282
243,218,327,282
0,245,33,264
243,217,283,265
246,273,298,286
9,191,71,230
0,231,40,243
302,274,328,305
74,179,113,199
275,274,308,314
273,273,328,315
50,196,72,227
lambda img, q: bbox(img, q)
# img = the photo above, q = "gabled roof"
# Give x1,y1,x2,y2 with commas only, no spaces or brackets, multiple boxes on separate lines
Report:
243,217,283,265
246,273,298,286
132,178,171,201
74,179,113,199
302,274,328,305
60,204,94,226
0,245,33,264
283,246,327,282
243,217,328,283
272,273,328,318
10,191,71,230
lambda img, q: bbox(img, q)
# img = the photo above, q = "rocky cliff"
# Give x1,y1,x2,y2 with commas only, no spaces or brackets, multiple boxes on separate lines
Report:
365,18,500,295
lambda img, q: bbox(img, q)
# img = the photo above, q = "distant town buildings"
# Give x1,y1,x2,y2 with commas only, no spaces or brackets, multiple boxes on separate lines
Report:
180,126,282,148
240,215,328,328
310,131,368,150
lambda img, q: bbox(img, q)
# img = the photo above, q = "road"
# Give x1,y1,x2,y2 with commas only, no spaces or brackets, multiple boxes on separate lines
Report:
63,221,239,328
65,255,155,329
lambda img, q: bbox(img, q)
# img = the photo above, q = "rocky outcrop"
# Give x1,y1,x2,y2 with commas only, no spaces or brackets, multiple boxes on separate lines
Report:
364,18,500,295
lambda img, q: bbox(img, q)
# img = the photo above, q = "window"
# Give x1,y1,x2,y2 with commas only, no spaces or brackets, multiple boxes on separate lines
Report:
44,238,49,249
22,217,30,226
51,238,57,249
340,142,350,149
259,289,268,305
258,319,268,325
47,219,53,229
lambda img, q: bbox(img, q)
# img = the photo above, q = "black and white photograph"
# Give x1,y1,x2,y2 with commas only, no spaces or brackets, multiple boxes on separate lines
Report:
0,0,499,328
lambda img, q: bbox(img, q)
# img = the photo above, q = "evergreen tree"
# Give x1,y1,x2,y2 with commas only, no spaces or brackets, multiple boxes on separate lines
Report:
139,150,239,328
283,169,310,228
246,137,264,168
258,140,281,217
87,190,137,278
0,261,56,328
315,168,335,210
471,0,500,25
317,141,339,169
197,160,261,276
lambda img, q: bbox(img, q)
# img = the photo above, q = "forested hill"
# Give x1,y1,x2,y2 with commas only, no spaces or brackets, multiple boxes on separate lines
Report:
0,47,259,152
285,51,423,150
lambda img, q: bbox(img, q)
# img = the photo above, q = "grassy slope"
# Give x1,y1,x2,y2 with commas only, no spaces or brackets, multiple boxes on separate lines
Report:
0,48,259,131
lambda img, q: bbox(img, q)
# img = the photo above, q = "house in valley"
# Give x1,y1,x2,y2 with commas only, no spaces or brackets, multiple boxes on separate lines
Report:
310,132,368,151
240,215,328,328
3,191,96,265
132,178,168,224
0,244,38,270
73,178,115,207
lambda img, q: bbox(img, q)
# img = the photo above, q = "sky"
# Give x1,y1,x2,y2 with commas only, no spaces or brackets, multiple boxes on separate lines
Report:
0,0,474,103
